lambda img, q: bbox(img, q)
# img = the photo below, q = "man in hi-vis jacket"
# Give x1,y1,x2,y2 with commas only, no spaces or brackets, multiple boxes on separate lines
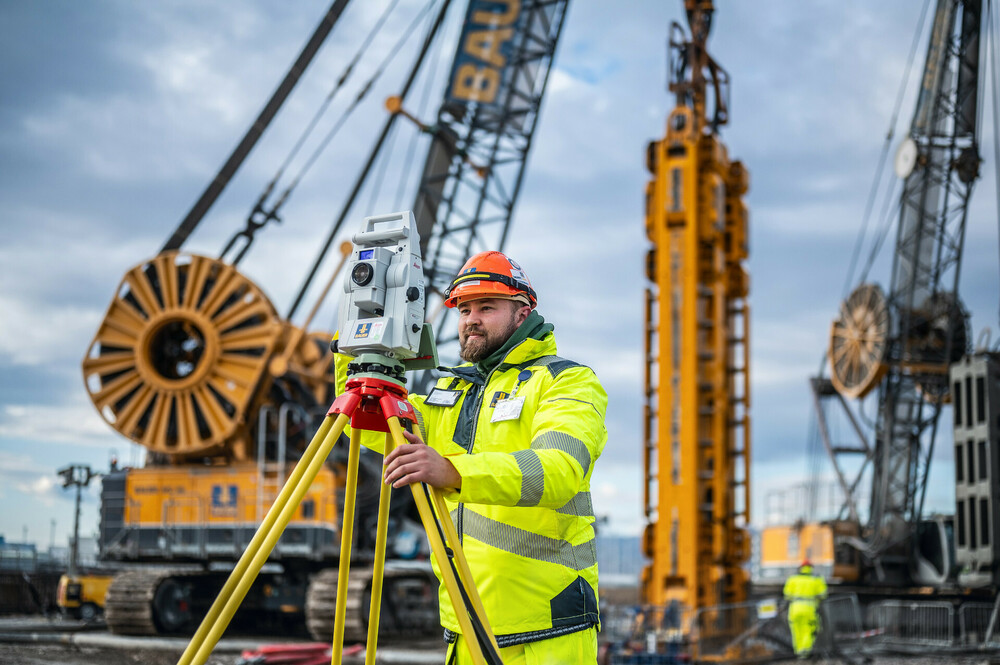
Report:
360,250,607,664
783,560,828,657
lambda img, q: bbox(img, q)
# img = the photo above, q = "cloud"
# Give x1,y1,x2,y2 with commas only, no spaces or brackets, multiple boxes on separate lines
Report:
0,294,103,367
0,450,81,509
0,399,123,449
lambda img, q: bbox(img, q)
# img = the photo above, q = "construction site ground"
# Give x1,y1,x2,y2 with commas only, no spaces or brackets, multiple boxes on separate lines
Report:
0,615,444,664
2,643,999,665
3,615,1000,665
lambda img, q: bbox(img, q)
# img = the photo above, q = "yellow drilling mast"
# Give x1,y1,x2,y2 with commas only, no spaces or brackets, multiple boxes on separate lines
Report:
641,0,751,622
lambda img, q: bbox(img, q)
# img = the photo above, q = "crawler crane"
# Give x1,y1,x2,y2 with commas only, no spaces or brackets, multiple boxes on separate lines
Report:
760,0,991,593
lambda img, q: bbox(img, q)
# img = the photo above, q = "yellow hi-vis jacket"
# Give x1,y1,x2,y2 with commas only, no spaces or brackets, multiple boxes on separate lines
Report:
782,571,827,608
337,331,607,646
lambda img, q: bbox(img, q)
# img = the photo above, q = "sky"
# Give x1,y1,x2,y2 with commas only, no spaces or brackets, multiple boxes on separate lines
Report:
1,1,999,552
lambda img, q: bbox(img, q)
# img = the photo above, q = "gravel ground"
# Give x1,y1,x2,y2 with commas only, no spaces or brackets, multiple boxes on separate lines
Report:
0,643,240,665
2,642,1000,665
0,615,444,665
1,617,998,665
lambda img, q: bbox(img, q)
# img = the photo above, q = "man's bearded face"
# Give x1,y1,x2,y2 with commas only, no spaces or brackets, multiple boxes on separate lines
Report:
457,298,525,363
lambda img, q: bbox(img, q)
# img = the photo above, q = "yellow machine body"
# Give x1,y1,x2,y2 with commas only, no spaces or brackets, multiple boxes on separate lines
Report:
57,573,114,618
117,463,340,537
758,522,860,586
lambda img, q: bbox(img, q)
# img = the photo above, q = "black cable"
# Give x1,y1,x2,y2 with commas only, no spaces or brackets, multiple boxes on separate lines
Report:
420,483,503,665
160,0,352,254
842,0,931,298
220,0,403,264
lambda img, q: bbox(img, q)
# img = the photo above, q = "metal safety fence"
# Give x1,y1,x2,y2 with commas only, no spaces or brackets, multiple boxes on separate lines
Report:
815,593,867,655
867,599,954,651
958,602,1000,648
601,604,684,664
603,595,1000,662
690,595,871,663
690,597,793,662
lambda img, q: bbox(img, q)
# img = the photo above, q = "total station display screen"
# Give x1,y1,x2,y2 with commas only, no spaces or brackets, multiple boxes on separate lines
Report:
359,249,374,260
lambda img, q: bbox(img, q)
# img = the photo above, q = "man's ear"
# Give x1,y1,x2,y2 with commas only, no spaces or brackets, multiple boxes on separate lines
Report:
515,304,531,326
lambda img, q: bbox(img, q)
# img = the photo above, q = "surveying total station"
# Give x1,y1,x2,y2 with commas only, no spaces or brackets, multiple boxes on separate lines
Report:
175,211,504,665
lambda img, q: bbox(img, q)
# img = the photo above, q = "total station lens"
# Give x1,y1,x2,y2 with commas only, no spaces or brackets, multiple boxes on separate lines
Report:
352,262,374,286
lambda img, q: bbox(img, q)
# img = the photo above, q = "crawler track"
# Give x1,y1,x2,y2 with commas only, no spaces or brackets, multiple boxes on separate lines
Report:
105,568,208,636
305,560,438,643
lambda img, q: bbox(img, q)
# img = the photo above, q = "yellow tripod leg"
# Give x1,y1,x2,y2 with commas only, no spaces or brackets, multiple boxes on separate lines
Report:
331,426,363,665
385,417,496,665
186,413,350,665
176,414,343,665
363,431,396,665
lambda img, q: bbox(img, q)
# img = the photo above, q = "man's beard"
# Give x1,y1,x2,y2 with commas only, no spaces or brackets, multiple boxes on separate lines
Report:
459,315,520,363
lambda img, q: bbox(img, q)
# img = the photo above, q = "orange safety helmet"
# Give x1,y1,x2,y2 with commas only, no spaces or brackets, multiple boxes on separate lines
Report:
444,251,537,309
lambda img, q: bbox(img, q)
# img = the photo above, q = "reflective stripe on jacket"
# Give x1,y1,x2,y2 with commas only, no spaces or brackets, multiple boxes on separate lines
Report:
337,331,608,644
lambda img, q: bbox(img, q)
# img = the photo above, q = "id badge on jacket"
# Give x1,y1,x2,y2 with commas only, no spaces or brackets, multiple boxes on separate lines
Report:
491,396,524,422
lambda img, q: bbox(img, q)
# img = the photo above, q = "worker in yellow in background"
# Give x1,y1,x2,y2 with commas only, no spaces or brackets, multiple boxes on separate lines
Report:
783,560,828,657
339,251,608,664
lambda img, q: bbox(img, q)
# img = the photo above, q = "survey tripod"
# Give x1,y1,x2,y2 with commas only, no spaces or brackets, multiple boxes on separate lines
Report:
175,352,504,665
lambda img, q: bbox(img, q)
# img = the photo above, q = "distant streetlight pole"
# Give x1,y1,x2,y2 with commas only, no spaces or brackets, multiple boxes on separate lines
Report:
57,465,95,576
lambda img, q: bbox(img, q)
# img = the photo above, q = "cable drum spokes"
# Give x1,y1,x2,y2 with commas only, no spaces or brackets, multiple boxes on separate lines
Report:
82,253,282,457
829,283,890,399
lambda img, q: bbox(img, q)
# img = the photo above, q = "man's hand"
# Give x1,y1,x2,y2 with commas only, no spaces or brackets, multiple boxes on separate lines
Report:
383,431,462,490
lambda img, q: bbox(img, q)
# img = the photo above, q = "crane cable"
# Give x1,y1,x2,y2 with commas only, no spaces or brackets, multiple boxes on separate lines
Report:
280,0,439,203
270,0,403,194
220,0,402,264
857,187,903,286
161,0,352,254
990,0,1000,328
286,0,455,320
366,123,400,213
842,0,932,298
370,0,451,215
222,0,438,264
363,1,446,217
395,2,450,211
